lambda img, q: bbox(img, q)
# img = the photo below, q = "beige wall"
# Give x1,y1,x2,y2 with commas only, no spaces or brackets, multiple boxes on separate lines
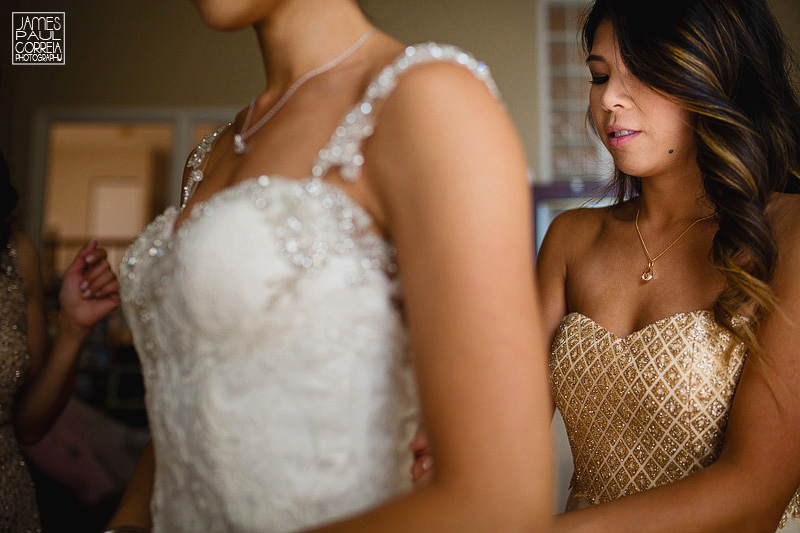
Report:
2,0,799,236
771,0,800,56
362,0,541,180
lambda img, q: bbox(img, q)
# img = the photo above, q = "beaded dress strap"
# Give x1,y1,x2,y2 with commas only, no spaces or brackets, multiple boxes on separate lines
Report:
181,123,231,212
310,43,499,183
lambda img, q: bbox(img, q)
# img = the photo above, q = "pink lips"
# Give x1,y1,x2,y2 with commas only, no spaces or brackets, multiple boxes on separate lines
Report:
606,127,640,147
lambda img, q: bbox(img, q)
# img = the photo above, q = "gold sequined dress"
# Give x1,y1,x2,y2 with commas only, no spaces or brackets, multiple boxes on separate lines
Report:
0,239,41,531
550,311,800,530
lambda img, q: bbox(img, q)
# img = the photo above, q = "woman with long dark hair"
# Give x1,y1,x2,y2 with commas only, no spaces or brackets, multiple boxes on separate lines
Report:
1,152,120,530
538,0,800,530
405,0,800,530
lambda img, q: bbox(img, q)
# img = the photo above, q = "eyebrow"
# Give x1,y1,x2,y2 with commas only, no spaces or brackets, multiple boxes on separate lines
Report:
585,54,605,64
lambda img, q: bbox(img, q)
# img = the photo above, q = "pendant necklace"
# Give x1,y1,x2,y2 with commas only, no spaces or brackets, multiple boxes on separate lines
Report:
233,28,376,155
634,206,715,282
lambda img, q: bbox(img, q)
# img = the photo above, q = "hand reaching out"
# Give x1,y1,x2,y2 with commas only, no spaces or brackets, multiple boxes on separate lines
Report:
58,240,120,333
12,237,122,444
409,425,434,490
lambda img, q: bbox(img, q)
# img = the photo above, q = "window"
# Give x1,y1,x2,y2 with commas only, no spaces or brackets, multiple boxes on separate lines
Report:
538,0,610,183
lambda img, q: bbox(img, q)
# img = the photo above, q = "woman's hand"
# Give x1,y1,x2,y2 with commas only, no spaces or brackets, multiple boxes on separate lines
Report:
59,240,120,334
409,425,434,490
13,237,121,444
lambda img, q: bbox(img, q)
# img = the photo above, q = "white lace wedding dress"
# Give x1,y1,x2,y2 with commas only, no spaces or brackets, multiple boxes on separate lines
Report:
120,44,497,532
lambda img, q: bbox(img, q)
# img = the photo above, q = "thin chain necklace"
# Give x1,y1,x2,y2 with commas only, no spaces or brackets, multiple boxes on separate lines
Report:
233,28,376,155
634,206,715,282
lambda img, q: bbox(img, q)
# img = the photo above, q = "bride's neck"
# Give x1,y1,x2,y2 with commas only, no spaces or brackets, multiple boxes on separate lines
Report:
253,0,373,95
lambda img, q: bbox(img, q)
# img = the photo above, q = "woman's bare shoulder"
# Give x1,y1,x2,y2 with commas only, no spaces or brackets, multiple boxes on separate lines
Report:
9,230,41,294
370,58,508,150
535,203,618,286
364,54,528,221
769,192,800,225
768,193,800,269
768,193,800,244
542,203,619,250
11,230,37,267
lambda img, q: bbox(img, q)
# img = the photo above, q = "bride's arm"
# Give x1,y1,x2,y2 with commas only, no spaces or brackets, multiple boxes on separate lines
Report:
409,206,581,487
309,61,553,531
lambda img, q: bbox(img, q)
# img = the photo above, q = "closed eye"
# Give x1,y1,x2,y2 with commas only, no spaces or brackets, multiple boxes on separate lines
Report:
589,75,609,85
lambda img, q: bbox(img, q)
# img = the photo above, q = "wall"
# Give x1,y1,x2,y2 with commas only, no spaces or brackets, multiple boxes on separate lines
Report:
1,0,542,236
2,0,799,235
771,0,800,54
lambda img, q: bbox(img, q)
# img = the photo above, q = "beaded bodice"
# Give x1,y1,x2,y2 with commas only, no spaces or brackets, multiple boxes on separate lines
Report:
0,240,29,426
0,239,42,531
550,311,800,528
120,43,497,532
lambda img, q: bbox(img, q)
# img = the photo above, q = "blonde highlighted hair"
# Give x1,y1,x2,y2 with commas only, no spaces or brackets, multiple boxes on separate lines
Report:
582,0,800,354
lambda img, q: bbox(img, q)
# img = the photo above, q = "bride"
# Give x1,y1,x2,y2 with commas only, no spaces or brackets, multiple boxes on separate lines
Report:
106,0,553,531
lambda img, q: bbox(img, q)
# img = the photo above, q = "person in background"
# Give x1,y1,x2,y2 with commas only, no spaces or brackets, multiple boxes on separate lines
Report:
1,150,120,531
415,0,800,531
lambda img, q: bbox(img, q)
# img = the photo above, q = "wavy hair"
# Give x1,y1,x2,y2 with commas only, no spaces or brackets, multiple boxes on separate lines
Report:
582,0,800,353
0,151,18,250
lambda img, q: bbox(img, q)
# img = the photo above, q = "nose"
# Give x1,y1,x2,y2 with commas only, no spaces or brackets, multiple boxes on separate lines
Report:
599,76,633,112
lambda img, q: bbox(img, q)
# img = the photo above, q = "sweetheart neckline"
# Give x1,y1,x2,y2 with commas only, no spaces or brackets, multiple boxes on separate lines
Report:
560,309,716,341
172,43,495,238
160,175,386,246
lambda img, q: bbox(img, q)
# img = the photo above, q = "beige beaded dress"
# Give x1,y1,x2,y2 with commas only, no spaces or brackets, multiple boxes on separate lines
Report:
0,239,41,532
550,310,800,530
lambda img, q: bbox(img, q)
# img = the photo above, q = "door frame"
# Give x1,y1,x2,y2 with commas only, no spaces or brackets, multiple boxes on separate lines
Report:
27,106,235,246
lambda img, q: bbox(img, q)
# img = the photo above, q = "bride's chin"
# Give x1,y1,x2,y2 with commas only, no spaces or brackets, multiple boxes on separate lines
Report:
190,0,274,31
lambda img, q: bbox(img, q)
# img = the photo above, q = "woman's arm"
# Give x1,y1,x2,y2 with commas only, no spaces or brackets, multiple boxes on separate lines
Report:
13,234,120,444
311,62,553,531
535,210,577,368
409,207,581,486
553,199,800,533
106,440,155,531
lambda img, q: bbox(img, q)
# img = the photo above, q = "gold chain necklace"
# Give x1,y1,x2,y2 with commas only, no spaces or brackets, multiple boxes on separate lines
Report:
634,207,715,282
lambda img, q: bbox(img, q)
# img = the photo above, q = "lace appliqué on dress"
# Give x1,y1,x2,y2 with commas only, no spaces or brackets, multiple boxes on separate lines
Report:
119,42,497,532
312,43,498,183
